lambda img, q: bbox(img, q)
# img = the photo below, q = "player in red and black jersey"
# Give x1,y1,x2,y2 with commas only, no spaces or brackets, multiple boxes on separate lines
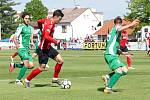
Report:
25,10,64,87
120,30,134,69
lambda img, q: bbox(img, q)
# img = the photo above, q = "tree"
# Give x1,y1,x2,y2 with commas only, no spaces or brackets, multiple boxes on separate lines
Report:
0,0,19,35
125,0,150,31
24,0,48,21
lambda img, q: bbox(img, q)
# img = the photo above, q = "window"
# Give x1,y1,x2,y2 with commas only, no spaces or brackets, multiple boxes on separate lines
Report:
62,25,67,33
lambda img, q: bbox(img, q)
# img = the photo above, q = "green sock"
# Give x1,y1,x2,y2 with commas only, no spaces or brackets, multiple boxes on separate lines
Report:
108,72,115,78
121,71,127,76
108,72,122,88
15,63,24,68
17,66,27,80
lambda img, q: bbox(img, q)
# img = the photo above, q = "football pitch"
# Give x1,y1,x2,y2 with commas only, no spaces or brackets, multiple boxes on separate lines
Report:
0,50,150,100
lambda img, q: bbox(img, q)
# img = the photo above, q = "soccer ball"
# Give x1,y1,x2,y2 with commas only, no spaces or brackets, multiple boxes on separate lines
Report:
61,79,71,89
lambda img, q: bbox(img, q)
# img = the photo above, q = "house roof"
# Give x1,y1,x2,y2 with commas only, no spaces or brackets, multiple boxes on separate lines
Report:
48,7,103,23
61,7,88,22
94,19,134,35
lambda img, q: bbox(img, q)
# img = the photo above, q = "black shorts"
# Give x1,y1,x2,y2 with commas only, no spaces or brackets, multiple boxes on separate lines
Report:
120,46,128,52
38,47,59,64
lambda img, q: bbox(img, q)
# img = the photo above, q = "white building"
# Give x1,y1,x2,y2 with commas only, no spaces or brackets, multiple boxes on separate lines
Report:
48,7,103,41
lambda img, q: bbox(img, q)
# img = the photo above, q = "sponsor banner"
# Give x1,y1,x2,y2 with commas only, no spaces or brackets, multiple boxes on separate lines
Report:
83,42,106,49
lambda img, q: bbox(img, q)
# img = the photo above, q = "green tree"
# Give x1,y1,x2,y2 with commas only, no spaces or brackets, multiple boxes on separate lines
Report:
125,0,150,30
0,0,19,35
24,0,48,21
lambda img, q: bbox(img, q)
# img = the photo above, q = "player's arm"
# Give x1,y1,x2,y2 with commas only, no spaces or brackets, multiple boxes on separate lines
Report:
30,27,34,47
118,19,140,32
13,27,22,49
44,28,58,44
37,19,45,29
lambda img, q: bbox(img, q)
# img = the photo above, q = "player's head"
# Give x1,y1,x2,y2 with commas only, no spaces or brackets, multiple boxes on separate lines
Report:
114,16,122,26
22,12,31,25
52,9,64,24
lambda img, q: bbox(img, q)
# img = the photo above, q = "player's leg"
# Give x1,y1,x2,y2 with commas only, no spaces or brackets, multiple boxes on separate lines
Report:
25,64,45,88
10,52,18,62
102,72,115,87
102,55,115,87
53,54,64,78
104,57,127,94
24,49,49,88
48,47,63,85
16,60,29,85
15,49,31,85
28,53,34,69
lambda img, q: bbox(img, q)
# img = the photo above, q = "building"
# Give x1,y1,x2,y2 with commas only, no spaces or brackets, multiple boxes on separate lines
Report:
48,7,103,41
94,19,134,41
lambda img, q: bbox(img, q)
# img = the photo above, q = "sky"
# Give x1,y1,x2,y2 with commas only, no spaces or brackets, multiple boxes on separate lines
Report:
13,0,129,20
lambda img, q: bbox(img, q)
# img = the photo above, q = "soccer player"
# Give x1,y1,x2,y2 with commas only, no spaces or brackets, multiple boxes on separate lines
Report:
147,33,150,56
102,16,139,93
120,30,135,69
32,28,49,70
9,12,34,85
24,9,64,88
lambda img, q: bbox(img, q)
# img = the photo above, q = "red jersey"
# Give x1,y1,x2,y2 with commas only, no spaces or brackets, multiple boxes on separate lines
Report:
120,31,128,47
37,18,57,50
148,33,150,45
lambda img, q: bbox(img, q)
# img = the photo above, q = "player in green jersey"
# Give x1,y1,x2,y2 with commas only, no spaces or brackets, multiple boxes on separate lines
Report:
9,12,34,85
102,16,139,93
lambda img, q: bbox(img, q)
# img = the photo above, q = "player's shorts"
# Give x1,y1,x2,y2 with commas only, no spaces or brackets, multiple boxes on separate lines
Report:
104,54,125,71
18,48,33,62
120,46,128,52
38,46,59,64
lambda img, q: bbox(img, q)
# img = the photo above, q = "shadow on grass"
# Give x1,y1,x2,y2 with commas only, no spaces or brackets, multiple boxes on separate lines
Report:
34,83,60,87
97,87,124,93
34,83,51,87
8,81,15,84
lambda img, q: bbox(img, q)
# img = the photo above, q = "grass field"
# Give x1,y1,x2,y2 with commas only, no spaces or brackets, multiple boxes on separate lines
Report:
0,50,150,100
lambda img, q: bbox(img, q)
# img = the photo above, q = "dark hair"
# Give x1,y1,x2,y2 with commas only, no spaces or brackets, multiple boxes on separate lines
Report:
114,16,122,24
21,12,30,18
53,9,64,17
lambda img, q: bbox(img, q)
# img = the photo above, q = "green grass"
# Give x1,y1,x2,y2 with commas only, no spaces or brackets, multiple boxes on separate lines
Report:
0,50,150,100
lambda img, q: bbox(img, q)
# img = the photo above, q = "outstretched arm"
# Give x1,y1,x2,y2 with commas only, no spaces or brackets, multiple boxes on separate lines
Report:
118,19,140,32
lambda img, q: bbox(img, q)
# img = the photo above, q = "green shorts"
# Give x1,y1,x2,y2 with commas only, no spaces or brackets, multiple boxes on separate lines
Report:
18,48,33,62
104,54,125,71
34,45,40,55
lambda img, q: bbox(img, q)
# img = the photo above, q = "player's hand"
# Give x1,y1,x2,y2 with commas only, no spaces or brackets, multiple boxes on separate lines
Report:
30,42,35,47
132,19,140,26
16,44,20,49
56,40,61,45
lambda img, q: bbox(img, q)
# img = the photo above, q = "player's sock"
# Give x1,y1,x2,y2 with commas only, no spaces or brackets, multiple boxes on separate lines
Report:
127,54,131,67
14,63,24,68
12,52,18,58
107,72,122,88
17,66,27,80
121,71,127,76
107,72,115,78
26,68,42,81
53,63,63,78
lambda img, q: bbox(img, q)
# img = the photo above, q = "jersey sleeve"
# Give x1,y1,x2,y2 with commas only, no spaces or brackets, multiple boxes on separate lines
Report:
44,28,57,44
14,26,22,37
37,19,45,29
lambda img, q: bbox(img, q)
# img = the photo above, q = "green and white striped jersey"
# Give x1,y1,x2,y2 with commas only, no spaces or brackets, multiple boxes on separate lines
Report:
105,26,122,55
15,24,33,50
